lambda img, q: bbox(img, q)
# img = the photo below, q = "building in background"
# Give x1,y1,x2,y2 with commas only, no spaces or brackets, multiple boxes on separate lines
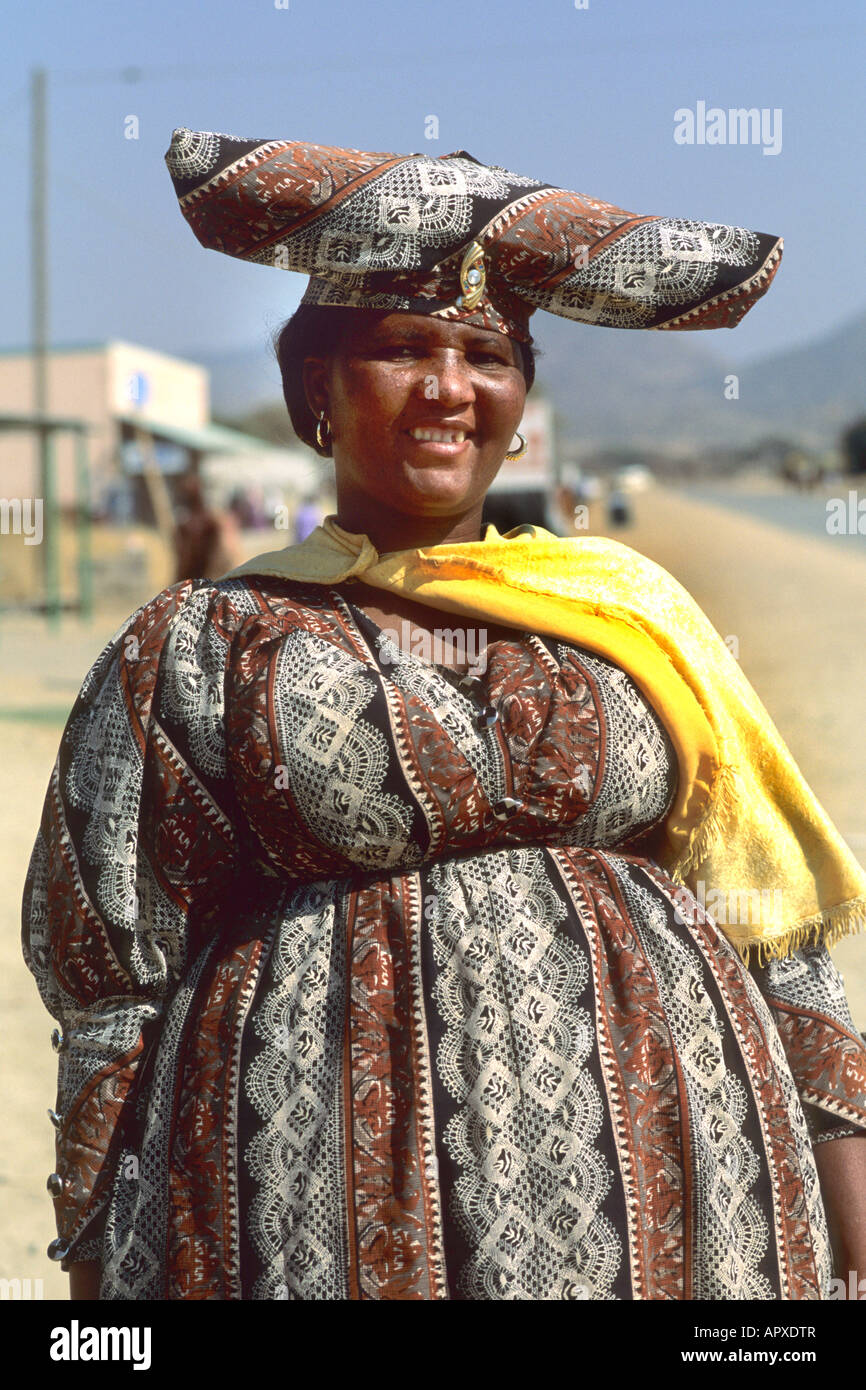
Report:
483,396,557,533
0,340,317,520
0,342,323,611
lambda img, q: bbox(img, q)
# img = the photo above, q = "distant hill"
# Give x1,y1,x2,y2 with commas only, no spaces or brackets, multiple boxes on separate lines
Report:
533,308,866,452
196,340,286,418
530,314,757,451
746,313,866,437
190,308,866,454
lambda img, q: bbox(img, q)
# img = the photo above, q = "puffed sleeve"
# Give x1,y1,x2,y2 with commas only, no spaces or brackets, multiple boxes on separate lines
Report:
21,578,242,1269
751,945,866,1144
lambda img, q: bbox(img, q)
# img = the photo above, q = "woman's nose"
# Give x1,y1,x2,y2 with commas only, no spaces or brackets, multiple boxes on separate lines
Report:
423,353,476,404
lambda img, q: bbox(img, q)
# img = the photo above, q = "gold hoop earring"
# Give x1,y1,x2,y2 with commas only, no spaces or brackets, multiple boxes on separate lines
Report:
316,411,331,451
504,431,527,461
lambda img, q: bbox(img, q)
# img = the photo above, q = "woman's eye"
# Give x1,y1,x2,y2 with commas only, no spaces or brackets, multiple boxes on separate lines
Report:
369,344,511,366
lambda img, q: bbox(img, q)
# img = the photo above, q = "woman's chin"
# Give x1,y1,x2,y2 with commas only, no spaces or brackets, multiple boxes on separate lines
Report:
395,458,498,509
392,490,482,519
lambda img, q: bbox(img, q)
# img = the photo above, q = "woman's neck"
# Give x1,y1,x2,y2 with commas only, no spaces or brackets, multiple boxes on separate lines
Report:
333,497,486,553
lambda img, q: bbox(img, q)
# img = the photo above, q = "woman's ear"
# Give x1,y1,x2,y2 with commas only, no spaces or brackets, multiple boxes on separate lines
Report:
302,357,329,419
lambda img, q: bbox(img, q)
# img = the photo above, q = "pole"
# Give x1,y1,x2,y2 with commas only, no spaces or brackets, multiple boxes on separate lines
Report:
42,424,60,623
31,69,48,419
31,67,59,626
75,429,92,621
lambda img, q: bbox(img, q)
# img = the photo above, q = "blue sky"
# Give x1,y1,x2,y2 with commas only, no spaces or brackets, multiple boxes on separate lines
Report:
3,0,864,371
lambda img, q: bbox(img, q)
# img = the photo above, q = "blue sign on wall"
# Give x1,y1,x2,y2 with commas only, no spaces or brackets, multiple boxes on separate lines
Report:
126,372,150,407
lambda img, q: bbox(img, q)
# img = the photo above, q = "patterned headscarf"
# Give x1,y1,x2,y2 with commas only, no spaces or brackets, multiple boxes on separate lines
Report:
165,128,783,342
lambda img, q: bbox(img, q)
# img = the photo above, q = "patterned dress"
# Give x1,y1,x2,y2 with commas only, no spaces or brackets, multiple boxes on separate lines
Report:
22,575,866,1300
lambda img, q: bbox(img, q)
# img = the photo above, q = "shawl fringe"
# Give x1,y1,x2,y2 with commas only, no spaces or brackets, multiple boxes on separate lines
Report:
670,763,742,885
735,895,866,968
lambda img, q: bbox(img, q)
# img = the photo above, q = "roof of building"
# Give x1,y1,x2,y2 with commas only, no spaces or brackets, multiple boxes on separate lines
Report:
0,339,206,370
117,412,300,457
0,412,90,432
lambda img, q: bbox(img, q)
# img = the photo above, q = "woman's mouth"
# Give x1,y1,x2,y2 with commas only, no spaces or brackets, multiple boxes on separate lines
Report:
407,426,470,449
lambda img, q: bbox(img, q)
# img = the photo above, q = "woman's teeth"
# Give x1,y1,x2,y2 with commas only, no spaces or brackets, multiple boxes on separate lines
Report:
409,428,467,443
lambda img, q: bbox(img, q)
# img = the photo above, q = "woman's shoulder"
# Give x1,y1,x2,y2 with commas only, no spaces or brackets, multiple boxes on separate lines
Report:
525,531,711,627
104,572,275,644
95,572,336,673
87,577,223,673
52,575,345,781
72,577,251,711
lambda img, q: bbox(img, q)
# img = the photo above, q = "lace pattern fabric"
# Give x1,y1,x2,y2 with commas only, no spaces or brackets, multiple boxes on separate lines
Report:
21,574,866,1299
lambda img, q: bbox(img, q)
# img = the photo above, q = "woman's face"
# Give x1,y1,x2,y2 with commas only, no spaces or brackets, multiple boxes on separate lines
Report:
303,313,527,526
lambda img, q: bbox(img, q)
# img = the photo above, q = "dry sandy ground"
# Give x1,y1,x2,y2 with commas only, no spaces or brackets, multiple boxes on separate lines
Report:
2,488,865,1299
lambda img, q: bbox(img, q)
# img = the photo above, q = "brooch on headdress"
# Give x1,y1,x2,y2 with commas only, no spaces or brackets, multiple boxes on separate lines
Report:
457,241,486,311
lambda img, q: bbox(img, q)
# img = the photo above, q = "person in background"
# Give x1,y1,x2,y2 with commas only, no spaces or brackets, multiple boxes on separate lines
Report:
606,483,631,527
172,474,242,582
293,493,324,543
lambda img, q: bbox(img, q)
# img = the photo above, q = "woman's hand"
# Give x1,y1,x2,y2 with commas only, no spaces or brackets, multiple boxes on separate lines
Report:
813,1134,866,1292
69,1260,101,1300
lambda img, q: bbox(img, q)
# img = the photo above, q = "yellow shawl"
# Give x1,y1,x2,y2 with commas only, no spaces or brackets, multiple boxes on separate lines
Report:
224,516,866,965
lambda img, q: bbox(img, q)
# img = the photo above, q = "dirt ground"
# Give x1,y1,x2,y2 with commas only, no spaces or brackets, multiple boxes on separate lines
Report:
2,489,865,1299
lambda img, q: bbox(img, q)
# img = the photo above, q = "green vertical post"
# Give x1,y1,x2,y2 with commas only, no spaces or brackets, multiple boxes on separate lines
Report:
75,427,92,621
42,424,60,629
31,68,56,626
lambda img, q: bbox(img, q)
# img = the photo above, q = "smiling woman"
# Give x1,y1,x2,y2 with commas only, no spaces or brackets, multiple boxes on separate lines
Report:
21,128,866,1303
276,302,536,435
277,305,544,667
295,310,528,549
